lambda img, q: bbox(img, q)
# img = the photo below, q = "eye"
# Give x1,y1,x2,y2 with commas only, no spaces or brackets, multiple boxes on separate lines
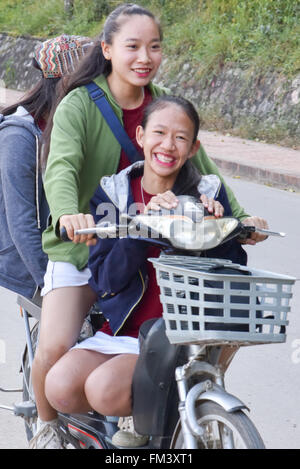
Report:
151,43,161,50
126,44,138,50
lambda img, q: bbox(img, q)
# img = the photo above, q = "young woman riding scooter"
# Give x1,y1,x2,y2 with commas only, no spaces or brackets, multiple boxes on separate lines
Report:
44,95,266,448
33,3,268,449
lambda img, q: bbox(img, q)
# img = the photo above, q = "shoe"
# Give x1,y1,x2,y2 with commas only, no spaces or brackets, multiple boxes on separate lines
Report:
112,416,149,448
29,421,64,449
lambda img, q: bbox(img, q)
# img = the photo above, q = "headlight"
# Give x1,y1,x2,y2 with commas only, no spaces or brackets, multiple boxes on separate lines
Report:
200,217,239,250
128,214,239,251
170,217,239,250
128,214,193,242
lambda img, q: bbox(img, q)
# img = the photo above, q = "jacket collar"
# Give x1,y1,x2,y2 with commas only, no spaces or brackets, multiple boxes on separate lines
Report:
100,161,144,212
0,106,41,137
100,161,221,212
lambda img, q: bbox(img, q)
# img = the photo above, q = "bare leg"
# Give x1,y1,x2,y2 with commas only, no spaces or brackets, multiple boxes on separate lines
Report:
45,349,115,414
84,354,139,416
32,284,97,421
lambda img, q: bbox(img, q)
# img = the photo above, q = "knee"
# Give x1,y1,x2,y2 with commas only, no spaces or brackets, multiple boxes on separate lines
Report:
84,375,113,415
45,365,76,413
85,373,132,416
33,342,70,374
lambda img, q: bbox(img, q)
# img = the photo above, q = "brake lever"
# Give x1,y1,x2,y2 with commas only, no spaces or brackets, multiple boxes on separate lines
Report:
239,225,286,240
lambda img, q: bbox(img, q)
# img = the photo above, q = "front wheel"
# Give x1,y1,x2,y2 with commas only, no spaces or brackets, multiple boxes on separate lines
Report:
171,401,265,449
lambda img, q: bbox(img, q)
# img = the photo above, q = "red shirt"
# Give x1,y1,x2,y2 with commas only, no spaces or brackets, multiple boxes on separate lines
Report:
99,87,161,337
30,114,46,132
117,87,152,172
37,117,46,132
100,176,162,338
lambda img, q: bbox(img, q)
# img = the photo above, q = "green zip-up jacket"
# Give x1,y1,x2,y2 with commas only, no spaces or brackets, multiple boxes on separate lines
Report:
42,74,249,270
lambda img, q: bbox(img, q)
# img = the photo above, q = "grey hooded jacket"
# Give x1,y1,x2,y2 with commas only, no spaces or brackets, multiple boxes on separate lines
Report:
0,107,49,298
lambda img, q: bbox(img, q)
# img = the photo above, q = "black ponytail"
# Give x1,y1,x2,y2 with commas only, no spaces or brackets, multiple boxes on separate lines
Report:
57,3,162,98
42,3,163,167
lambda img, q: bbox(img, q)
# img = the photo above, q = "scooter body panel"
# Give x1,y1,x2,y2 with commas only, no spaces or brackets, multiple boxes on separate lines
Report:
132,318,187,437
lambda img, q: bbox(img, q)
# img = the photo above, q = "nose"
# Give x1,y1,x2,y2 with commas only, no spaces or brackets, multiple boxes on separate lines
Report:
137,46,151,64
161,133,176,151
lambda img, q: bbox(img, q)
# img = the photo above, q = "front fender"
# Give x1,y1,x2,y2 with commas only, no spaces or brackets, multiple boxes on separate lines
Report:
185,381,248,437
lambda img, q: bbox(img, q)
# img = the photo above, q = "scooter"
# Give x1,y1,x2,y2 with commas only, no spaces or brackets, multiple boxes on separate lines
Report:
0,196,295,449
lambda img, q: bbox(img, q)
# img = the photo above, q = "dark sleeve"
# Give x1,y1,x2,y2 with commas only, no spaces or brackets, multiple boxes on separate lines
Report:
1,129,48,287
207,183,247,265
88,188,149,297
215,183,233,216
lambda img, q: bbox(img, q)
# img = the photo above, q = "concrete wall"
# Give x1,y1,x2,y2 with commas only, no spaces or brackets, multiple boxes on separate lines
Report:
1,33,299,144
0,33,42,91
155,59,300,145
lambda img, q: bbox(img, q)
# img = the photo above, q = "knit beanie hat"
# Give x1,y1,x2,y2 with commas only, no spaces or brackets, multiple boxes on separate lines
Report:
34,34,92,79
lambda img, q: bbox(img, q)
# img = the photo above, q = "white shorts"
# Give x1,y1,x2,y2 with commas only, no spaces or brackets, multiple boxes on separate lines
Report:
72,331,139,355
41,260,91,296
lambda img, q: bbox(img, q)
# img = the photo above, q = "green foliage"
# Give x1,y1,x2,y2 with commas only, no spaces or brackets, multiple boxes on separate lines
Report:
161,0,300,76
0,0,299,75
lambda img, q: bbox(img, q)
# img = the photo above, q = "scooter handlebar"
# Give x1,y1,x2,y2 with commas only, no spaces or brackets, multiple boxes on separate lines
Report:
239,225,285,239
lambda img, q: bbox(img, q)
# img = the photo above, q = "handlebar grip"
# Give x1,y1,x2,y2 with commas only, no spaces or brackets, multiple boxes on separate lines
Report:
60,227,71,242
239,225,256,240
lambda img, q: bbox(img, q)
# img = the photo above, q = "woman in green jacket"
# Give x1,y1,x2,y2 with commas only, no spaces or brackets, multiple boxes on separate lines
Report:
31,3,268,449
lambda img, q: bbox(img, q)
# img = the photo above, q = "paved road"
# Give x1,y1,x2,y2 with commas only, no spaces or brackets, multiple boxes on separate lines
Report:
225,176,300,449
0,288,30,449
0,176,299,449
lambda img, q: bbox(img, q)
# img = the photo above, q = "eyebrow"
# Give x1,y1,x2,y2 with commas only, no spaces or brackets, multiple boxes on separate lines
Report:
124,38,161,43
153,124,190,135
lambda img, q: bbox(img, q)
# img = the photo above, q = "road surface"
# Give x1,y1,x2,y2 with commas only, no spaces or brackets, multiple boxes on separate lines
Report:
0,176,299,449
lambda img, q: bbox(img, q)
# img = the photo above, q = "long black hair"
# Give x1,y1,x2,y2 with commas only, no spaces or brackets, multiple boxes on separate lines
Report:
1,59,60,125
61,3,162,95
42,3,163,167
141,95,202,196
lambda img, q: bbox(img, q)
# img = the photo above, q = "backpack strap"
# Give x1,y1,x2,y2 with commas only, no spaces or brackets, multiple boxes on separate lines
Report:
85,81,142,164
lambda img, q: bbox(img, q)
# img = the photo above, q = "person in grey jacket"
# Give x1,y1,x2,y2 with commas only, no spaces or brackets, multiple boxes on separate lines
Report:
0,34,91,299
0,108,49,298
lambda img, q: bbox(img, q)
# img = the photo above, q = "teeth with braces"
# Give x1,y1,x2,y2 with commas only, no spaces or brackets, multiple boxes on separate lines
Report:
156,153,174,163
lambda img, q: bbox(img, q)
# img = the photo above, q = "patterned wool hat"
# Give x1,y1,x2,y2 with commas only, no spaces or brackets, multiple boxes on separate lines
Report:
34,34,93,79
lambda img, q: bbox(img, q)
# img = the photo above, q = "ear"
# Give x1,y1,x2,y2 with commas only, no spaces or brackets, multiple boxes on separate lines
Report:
101,40,111,60
136,125,144,149
187,139,201,159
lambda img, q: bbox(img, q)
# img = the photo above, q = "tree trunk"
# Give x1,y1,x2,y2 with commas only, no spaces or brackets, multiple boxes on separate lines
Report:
64,0,74,17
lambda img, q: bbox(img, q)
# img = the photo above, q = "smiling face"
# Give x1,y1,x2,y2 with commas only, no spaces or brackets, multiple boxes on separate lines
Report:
136,103,200,190
102,14,162,91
